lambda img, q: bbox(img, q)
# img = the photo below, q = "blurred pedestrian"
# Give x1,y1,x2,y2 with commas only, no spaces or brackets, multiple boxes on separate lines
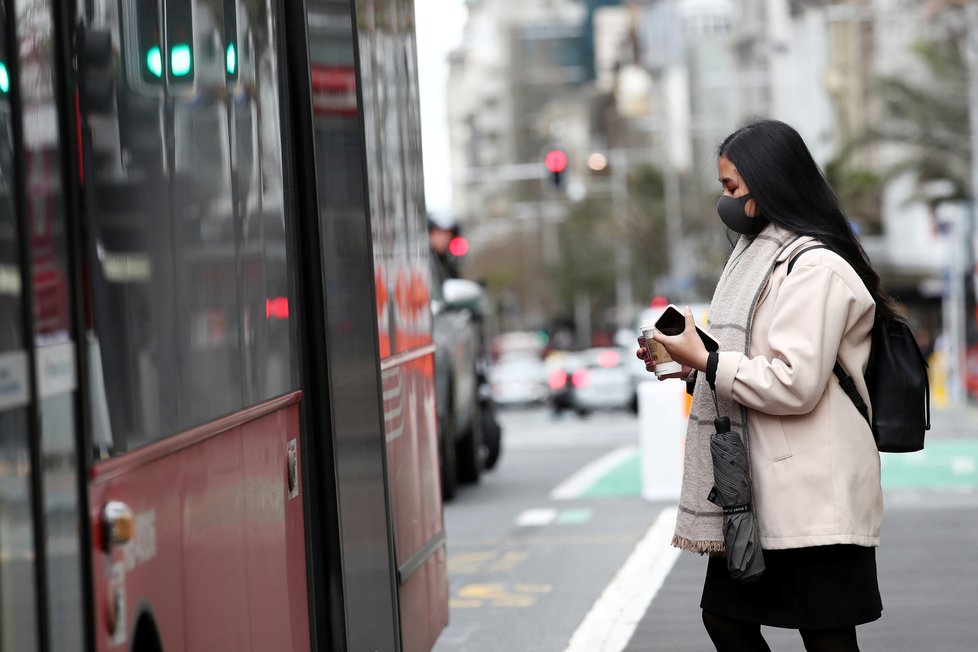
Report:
427,214,460,286
636,119,901,652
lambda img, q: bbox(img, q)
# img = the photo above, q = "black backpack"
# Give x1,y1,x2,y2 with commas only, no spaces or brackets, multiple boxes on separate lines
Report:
788,245,931,453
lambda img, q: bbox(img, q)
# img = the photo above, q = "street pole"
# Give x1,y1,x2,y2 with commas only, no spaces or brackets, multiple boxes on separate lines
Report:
662,161,682,292
612,149,634,330
632,121,684,297
961,1,978,405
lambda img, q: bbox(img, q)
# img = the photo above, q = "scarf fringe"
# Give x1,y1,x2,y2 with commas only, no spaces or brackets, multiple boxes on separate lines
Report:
671,534,725,556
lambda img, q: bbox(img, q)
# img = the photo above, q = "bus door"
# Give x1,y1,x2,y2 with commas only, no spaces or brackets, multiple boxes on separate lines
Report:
0,0,90,650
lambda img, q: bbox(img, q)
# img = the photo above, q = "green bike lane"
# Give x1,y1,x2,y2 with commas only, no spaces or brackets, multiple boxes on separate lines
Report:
577,440,978,498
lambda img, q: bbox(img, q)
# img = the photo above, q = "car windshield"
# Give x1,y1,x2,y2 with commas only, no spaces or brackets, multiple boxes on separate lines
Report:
492,359,543,379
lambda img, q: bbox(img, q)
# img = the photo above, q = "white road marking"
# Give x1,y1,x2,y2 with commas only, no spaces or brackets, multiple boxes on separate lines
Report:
951,456,976,475
563,507,680,652
515,508,558,527
549,445,638,500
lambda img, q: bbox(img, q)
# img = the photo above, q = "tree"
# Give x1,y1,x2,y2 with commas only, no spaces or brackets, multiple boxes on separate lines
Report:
544,164,671,335
832,29,970,224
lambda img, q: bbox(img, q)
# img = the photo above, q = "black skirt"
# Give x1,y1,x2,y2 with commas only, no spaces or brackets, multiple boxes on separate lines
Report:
700,545,882,630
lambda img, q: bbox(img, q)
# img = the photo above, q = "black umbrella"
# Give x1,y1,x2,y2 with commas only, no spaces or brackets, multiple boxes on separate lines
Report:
707,415,766,583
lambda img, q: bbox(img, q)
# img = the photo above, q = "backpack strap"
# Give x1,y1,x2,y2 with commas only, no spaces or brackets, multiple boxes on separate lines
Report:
786,244,833,275
832,361,870,426
787,245,872,427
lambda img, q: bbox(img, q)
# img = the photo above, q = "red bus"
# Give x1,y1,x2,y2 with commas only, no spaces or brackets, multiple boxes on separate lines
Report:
0,0,447,651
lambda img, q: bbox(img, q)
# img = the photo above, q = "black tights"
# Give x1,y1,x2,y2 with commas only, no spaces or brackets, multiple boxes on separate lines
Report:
703,610,860,652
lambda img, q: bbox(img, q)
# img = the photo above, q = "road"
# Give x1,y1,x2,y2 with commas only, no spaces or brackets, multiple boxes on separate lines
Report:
433,406,673,652
433,403,978,652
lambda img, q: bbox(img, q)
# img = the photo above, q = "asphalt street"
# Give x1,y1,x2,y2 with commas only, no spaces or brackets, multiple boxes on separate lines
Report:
627,404,978,652
433,407,649,652
433,404,978,652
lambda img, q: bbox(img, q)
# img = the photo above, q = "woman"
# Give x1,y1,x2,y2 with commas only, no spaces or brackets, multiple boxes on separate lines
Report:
637,119,899,652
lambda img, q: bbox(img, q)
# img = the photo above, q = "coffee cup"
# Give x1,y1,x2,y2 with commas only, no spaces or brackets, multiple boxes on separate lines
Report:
641,321,682,378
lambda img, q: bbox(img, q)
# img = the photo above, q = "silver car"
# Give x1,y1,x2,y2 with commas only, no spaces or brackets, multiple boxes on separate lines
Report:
489,355,549,407
569,347,635,413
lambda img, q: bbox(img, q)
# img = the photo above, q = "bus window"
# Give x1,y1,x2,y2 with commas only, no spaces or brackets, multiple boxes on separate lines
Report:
80,0,296,455
0,0,40,647
18,0,87,649
232,0,294,404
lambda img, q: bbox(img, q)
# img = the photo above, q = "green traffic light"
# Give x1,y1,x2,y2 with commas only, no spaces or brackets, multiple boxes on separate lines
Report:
0,62,8,94
226,43,237,76
170,44,192,77
146,46,163,78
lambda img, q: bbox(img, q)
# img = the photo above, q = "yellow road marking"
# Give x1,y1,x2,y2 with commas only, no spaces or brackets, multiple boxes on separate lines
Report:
447,551,497,573
452,582,554,608
448,549,530,574
487,550,529,572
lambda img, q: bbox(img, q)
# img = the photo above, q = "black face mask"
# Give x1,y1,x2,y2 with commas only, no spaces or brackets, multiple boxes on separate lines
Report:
717,193,768,235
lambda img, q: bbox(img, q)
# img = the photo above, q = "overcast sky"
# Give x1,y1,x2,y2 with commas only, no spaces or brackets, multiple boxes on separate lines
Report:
415,1,468,218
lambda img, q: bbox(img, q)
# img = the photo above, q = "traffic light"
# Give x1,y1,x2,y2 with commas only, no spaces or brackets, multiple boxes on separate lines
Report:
79,27,115,113
448,236,469,257
545,148,568,188
166,0,194,82
224,0,239,80
0,8,6,96
133,0,164,85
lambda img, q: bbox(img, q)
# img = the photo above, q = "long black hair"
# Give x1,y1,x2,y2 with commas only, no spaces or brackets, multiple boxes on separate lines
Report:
718,119,902,321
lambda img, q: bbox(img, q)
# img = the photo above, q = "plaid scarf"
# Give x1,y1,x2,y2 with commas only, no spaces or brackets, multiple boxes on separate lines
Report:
672,224,799,554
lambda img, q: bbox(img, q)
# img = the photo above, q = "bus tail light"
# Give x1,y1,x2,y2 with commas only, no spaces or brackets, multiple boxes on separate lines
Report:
101,501,134,550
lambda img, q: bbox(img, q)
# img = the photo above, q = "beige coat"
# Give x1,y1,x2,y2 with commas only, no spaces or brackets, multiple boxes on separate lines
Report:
713,237,882,550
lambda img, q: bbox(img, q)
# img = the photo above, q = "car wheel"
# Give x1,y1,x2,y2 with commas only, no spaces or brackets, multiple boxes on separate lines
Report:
440,397,458,501
456,392,484,484
481,399,502,470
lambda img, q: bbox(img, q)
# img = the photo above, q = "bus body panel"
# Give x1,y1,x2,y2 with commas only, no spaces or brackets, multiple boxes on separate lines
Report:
357,0,451,643
90,395,307,651
0,0,449,647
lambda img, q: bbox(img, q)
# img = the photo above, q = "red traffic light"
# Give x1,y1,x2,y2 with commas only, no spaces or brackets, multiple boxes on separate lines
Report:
544,149,568,174
448,236,469,257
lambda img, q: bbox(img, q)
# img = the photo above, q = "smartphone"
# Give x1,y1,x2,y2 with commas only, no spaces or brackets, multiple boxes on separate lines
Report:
654,304,720,352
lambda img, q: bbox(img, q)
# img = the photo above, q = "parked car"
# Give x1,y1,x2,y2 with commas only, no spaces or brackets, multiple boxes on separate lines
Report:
489,355,549,407
432,278,502,499
546,348,633,415
571,347,634,413
544,350,584,416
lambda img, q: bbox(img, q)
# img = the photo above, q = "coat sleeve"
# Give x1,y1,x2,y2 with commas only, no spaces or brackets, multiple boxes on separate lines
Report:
714,262,862,415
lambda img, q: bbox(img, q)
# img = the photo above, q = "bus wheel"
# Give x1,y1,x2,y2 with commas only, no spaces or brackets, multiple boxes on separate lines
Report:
440,400,458,501
132,616,163,652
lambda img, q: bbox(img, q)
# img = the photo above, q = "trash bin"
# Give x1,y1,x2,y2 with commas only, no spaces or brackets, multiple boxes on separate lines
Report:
637,379,687,501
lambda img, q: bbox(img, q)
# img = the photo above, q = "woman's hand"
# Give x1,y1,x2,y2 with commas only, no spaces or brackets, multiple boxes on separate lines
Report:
635,337,693,380
651,306,710,373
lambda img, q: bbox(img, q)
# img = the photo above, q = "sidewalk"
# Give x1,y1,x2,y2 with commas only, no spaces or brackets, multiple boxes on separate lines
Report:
624,406,978,652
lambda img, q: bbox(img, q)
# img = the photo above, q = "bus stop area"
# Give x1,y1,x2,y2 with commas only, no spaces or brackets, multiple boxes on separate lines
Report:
623,403,978,652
